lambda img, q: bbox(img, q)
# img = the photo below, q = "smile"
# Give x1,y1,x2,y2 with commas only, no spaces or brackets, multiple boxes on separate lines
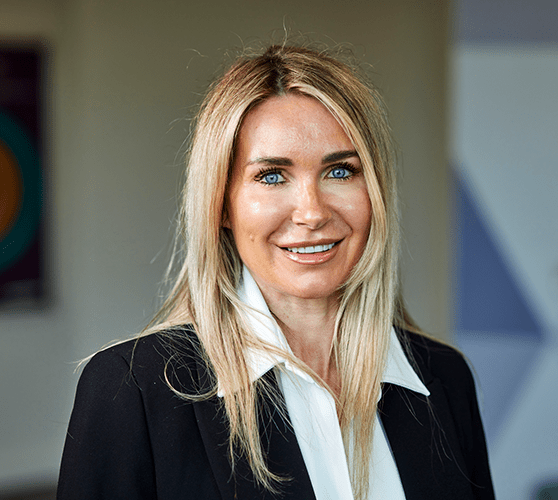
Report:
286,243,337,254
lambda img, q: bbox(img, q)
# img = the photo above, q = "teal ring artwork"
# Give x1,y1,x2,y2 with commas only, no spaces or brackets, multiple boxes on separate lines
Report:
0,110,42,274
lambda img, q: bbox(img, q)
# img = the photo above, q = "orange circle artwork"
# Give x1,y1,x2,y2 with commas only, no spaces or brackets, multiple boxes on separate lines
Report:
0,140,23,240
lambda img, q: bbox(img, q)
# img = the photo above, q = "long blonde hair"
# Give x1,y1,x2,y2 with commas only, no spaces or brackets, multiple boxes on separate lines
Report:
150,44,415,500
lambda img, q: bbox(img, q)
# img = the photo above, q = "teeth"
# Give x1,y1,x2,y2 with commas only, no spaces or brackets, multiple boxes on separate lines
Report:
287,243,335,254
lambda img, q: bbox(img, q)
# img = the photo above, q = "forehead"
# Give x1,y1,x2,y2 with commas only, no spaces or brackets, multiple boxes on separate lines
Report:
235,94,354,159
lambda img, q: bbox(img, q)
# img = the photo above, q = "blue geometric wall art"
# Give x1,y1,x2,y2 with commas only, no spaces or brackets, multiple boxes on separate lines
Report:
452,167,543,339
452,166,545,443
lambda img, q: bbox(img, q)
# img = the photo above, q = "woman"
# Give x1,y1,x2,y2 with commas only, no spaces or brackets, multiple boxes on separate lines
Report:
58,45,495,500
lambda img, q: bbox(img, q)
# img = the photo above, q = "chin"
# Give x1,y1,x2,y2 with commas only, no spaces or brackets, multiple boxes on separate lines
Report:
283,281,341,301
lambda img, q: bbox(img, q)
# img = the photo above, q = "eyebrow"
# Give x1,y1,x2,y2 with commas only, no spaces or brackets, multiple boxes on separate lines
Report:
247,156,293,167
321,150,359,164
247,150,359,167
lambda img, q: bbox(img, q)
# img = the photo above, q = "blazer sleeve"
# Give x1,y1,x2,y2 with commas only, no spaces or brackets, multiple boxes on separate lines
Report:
57,349,157,500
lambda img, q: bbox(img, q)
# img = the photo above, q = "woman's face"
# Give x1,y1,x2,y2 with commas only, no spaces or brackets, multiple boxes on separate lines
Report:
225,94,372,304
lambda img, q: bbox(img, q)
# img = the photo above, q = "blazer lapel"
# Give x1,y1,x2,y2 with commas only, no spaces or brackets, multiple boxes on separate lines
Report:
379,378,476,500
193,369,316,500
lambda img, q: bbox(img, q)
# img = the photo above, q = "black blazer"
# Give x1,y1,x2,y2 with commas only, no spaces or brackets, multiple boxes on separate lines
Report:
57,327,495,499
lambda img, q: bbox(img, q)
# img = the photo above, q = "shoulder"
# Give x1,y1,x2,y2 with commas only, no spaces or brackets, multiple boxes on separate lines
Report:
396,329,485,444
67,325,209,446
80,325,206,399
59,326,218,498
396,330,495,497
397,329,476,398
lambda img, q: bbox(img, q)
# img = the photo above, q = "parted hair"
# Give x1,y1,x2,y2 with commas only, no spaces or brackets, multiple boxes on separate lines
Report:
149,44,417,500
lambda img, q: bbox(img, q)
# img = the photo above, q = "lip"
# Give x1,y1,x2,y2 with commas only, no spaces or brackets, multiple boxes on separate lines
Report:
279,240,341,265
279,239,341,249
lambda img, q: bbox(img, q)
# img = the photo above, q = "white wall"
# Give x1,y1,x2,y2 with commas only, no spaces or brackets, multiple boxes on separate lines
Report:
0,0,450,488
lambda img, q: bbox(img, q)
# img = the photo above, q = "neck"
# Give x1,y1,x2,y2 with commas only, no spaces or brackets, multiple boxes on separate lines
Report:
263,291,341,392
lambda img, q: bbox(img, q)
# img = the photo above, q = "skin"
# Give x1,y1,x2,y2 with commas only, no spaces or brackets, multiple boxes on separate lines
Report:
225,94,372,391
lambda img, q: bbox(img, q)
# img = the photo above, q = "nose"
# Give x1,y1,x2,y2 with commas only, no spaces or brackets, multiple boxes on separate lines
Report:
291,181,331,229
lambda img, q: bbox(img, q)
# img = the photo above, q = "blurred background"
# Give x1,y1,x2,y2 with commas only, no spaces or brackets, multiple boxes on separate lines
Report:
0,0,556,498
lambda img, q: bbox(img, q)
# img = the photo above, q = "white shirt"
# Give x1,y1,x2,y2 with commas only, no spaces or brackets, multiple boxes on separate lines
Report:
224,267,430,500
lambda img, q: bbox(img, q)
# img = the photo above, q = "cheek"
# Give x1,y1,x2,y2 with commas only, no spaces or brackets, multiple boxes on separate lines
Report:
229,191,285,243
341,189,372,234
242,191,284,221
247,200,262,216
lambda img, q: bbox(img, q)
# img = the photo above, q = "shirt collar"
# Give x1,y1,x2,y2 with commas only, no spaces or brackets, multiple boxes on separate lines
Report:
219,266,429,398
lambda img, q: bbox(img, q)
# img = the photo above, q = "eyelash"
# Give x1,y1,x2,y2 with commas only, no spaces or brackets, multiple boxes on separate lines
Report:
255,162,359,186
255,167,285,186
327,162,358,180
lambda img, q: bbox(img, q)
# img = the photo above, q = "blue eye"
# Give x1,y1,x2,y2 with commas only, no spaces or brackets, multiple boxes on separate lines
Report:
329,167,351,179
261,171,284,185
